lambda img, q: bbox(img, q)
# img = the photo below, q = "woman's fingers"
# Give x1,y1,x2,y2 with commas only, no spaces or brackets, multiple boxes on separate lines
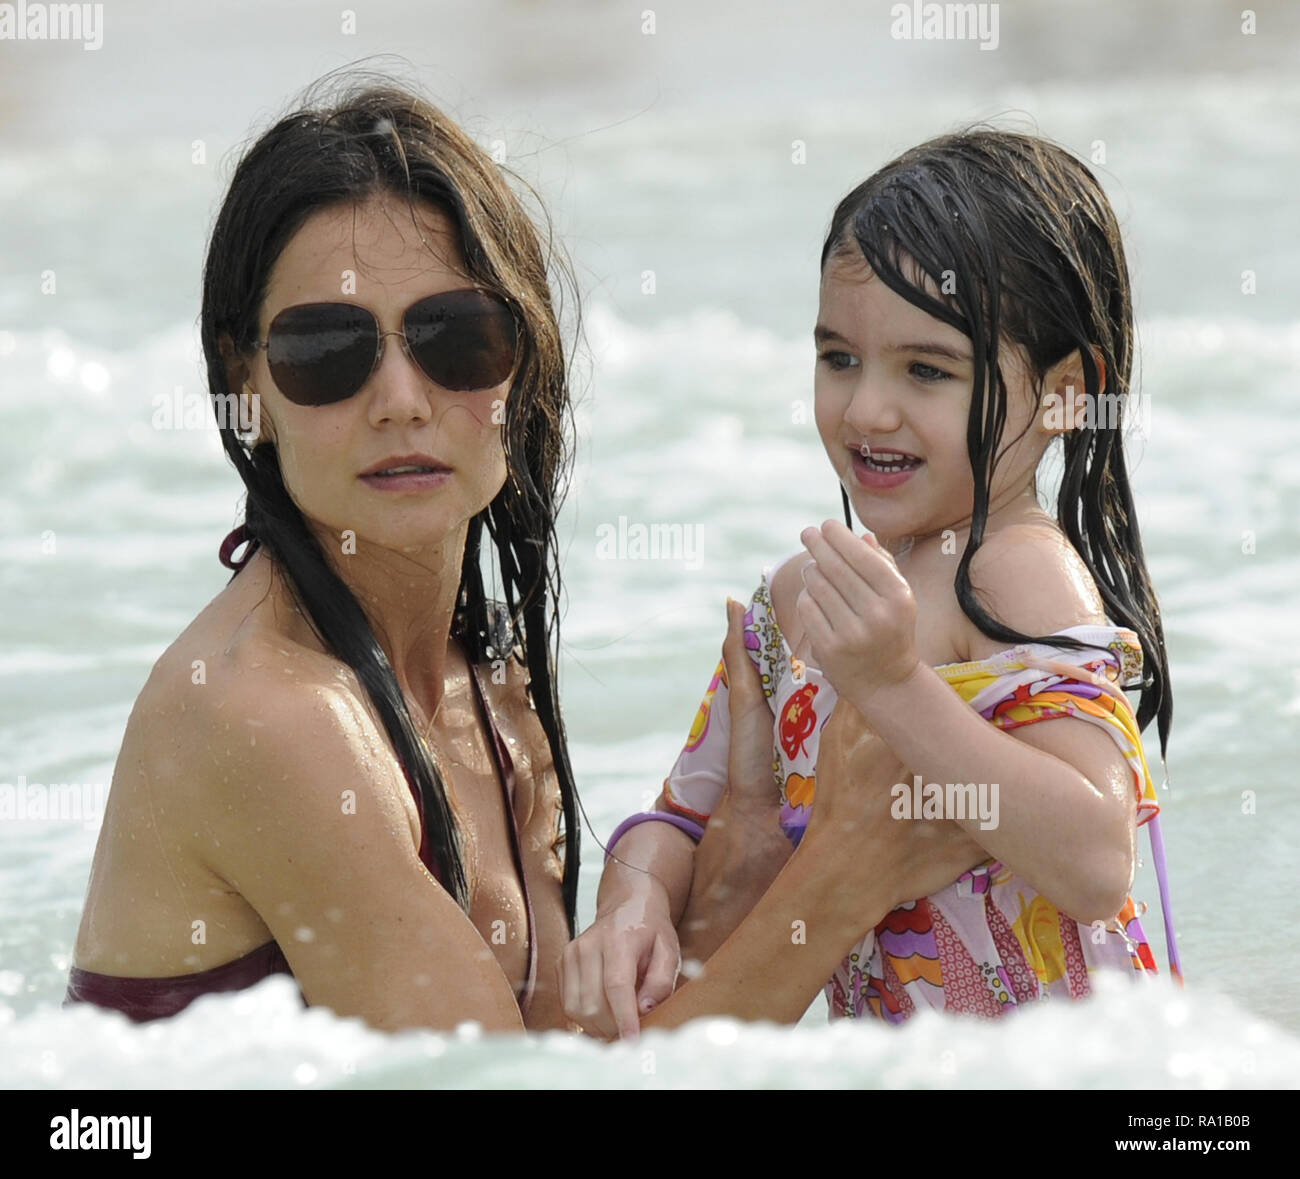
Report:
723,596,779,804
893,818,989,907
810,705,990,909
722,597,762,713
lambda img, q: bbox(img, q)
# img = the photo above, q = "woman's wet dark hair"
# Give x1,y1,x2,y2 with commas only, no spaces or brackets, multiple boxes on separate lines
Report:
200,69,583,931
823,128,1172,768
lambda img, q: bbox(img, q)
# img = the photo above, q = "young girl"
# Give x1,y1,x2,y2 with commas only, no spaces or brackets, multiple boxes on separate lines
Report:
563,128,1180,1034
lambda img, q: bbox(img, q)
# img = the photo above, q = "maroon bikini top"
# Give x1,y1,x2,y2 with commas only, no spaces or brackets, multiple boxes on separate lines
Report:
64,530,538,1024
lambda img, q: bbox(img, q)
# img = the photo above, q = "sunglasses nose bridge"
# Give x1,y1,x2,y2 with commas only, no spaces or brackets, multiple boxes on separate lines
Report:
370,326,446,409
373,326,418,376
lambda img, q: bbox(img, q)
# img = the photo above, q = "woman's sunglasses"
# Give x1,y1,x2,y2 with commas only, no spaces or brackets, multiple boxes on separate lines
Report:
249,288,520,407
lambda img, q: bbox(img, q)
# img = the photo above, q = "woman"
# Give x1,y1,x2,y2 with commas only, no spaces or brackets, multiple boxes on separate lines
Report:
64,77,585,1032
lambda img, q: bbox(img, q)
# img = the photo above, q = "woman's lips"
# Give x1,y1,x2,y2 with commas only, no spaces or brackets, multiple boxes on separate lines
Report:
359,469,452,492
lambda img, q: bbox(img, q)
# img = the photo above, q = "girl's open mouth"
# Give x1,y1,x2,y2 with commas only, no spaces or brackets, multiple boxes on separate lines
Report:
851,448,923,489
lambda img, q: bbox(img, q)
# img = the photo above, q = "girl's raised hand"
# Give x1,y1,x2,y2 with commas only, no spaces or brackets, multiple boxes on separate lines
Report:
796,519,921,711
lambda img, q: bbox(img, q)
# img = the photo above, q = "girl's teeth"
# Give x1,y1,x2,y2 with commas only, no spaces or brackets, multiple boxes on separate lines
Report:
864,454,920,471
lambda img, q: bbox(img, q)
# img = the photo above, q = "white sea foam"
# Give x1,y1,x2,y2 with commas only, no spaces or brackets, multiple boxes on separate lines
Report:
4,972,1294,1090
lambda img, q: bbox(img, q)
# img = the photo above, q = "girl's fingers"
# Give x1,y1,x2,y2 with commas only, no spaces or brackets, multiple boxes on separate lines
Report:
577,939,616,1039
637,933,681,1011
819,519,911,600
558,943,585,1025
795,584,836,653
801,523,877,609
800,561,861,634
601,945,642,1041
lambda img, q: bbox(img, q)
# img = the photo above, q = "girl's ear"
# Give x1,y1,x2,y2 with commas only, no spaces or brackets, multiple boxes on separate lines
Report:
1038,347,1107,436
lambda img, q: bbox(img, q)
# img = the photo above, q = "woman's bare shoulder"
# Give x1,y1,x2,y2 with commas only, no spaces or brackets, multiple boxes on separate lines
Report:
125,608,390,833
134,628,524,1030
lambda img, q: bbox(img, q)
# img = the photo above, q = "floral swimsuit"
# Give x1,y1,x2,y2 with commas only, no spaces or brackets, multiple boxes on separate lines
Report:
662,554,1180,1022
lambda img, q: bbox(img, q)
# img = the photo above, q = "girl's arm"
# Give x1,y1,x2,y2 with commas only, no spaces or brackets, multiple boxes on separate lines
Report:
851,660,1136,923
799,520,1138,926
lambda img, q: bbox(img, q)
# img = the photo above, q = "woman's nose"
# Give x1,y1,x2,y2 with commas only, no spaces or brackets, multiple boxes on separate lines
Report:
365,329,436,422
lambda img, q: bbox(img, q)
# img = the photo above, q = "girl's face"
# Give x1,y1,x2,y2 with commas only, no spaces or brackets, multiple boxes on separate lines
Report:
813,247,1051,544
238,194,510,555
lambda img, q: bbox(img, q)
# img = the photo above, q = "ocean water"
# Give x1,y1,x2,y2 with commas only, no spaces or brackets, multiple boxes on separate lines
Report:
2,0,1298,1088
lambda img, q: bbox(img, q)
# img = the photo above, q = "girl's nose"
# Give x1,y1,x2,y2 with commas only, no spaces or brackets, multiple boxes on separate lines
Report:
844,372,904,435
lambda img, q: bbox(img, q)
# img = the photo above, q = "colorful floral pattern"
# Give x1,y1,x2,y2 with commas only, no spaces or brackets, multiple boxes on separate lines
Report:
661,553,1171,1023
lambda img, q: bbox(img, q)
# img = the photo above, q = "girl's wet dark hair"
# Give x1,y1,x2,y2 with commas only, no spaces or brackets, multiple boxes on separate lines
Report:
200,69,582,932
823,128,1172,768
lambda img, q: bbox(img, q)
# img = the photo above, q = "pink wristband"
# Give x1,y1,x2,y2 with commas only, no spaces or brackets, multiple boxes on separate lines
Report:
605,812,706,862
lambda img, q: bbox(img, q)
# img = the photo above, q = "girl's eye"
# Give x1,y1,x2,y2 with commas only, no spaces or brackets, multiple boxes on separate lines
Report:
818,350,859,372
910,361,951,383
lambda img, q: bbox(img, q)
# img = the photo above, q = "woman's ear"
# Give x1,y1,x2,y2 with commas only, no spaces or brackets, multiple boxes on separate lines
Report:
218,333,271,446
218,332,247,399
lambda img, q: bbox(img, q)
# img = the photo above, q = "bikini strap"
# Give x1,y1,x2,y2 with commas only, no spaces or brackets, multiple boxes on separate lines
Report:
466,660,538,1020
219,523,259,571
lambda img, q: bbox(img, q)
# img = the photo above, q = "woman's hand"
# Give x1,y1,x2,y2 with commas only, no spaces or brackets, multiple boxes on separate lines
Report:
802,697,989,917
559,873,681,1041
720,596,782,814
796,519,923,713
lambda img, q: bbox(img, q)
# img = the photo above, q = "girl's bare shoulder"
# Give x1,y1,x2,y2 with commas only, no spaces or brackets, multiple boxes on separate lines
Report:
962,518,1107,660
764,547,813,652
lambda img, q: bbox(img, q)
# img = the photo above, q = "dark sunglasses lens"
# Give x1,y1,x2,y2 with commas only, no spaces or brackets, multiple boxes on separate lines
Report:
266,304,376,405
404,290,519,391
